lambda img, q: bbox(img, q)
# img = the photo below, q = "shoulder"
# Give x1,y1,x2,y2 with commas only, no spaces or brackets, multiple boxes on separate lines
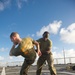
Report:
22,37,33,41
20,37,33,46
37,38,42,41
47,39,52,43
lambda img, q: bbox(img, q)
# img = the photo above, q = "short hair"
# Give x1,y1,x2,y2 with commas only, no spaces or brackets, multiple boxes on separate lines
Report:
43,31,49,36
10,32,18,38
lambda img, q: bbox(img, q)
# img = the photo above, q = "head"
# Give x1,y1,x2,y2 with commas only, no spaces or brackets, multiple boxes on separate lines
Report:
42,31,50,39
10,32,20,45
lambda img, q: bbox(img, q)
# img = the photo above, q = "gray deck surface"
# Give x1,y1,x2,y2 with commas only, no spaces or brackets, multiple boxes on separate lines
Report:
0,64,75,75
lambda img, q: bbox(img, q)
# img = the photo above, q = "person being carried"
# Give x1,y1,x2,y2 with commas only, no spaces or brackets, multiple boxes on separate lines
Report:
9,32,41,75
36,31,57,75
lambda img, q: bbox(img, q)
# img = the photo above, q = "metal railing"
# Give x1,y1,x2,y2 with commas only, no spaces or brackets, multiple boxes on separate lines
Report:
54,57,75,64
0,57,75,67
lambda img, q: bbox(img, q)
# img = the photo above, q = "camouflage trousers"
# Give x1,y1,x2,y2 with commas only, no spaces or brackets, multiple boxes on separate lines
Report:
36,52,57,75
20,57,36,75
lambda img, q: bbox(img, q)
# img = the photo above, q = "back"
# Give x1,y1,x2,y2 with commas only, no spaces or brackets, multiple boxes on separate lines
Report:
19,37,36,60
20,37,34,52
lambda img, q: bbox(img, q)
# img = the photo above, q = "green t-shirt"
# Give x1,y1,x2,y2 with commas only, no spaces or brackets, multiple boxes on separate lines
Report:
37,38,52,53
11,37,36,60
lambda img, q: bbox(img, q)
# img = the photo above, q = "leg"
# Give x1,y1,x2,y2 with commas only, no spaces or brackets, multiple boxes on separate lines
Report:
36,55,46,75
20,60,30,75
47,53,57,75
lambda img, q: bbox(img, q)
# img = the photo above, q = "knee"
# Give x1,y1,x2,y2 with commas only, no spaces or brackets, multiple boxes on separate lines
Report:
48,65,54,69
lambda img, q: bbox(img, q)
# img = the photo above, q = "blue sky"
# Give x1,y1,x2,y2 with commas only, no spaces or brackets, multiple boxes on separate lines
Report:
0,0,75,64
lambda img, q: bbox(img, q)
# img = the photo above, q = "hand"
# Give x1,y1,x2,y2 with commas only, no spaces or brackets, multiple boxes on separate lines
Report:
9,44,15,56
37,50,42,56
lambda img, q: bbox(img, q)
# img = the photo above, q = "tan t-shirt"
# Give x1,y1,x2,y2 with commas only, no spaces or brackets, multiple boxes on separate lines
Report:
37,38,52,53
11,37,36,60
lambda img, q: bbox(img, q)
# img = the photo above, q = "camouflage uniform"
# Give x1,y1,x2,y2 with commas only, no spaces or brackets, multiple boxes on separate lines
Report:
36,38,57,75
11,37,36,75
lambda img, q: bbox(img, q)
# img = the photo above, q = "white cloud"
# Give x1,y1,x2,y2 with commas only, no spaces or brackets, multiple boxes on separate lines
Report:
53,46,59,50
0,0,28,11
53,51,63,58
65,49,75,57
9,56,13,59
60,23,75,44
17,0,22,9
0,48,8,52
53,49,75,58
17,0,28,9
0,2,4,11
0,0,11,11
31,34,35,37
8,23,17,30
8,55,23,62
0,56,4,60
36,21,62,37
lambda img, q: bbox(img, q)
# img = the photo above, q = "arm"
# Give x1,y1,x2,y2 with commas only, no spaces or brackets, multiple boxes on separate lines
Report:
33,40,42,56
46,47,52,54
9,44,20,56
46,40,52,53
9,44,16,56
